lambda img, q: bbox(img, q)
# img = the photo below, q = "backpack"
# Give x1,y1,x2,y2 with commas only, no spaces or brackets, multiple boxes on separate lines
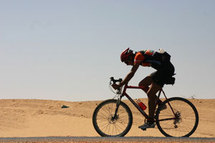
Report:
140,49,171,67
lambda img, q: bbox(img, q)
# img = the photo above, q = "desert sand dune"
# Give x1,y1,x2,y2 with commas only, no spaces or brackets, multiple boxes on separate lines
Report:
0,99,214,137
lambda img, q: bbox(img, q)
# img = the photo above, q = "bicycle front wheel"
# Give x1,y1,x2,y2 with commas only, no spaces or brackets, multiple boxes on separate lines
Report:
156,97,199,137
92,99,133,137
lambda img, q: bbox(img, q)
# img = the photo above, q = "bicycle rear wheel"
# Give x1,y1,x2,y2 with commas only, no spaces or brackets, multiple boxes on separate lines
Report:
92,99,133,137
156,97,199,137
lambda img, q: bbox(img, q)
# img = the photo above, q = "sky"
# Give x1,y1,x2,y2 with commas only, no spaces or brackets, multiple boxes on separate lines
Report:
0,0,215,101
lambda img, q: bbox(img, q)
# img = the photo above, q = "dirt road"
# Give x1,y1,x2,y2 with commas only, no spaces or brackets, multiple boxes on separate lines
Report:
0,137,214,143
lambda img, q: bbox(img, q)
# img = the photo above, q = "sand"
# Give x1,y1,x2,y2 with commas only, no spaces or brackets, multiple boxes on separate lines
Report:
0,99,214,137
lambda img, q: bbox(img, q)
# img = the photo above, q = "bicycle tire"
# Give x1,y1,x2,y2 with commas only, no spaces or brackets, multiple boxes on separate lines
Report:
155,97,199,137
92,99,133,137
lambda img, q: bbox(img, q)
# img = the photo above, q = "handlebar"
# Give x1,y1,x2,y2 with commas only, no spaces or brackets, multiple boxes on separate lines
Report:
110,77,122,85
110,77,122,94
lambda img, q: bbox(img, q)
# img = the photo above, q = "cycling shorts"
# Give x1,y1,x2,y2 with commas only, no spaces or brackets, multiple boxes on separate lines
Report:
150,62,175,87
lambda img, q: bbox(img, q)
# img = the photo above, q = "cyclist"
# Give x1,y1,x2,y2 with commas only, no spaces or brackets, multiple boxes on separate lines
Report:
112,48,175,130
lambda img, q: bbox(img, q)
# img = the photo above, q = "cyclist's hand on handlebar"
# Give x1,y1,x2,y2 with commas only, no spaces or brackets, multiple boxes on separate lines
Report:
112,83,121,90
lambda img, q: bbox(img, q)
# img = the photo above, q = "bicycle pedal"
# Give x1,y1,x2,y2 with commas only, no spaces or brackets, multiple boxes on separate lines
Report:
138,126,147,131
140,128,147,131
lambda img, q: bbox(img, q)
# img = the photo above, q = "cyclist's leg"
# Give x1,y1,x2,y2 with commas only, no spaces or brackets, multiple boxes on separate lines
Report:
147,82,162,122
139,82,161,130
138,76,152,93
139,75,163,104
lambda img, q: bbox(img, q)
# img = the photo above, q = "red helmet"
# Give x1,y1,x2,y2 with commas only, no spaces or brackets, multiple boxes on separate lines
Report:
120,48,133,62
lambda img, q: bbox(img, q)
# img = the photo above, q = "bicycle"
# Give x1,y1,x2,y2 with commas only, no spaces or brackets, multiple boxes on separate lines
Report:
92,77,199,137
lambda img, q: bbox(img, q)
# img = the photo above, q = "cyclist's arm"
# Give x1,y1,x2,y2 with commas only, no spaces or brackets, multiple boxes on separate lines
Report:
119,63,140,86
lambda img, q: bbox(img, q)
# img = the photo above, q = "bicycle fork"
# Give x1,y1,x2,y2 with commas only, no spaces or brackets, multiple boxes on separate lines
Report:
112,97,121,121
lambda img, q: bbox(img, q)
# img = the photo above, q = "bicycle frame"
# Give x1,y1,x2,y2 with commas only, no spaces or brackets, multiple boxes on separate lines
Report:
93,78,199,137
118,84,170,120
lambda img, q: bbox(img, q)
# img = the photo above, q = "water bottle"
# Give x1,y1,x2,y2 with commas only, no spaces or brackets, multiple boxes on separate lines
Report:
137,99,147,110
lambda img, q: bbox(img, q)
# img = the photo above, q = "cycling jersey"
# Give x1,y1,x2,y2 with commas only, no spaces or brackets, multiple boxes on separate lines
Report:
134,50,166,70
134,49,175,86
